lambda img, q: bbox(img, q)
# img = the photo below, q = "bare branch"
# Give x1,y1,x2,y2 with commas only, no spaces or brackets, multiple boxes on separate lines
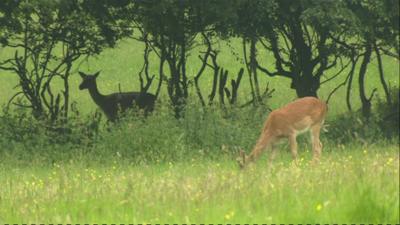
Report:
379,46,400,60
321,57,351,85
194,32,212,107
6,91,25,110
326,53,360,105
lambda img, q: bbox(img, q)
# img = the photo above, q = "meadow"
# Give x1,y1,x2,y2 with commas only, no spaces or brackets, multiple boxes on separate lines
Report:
0,144,399,223
0,38,399,223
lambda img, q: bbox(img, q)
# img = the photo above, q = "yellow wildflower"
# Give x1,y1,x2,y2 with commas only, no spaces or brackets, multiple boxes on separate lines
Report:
316,203,322,211
224,211,235,220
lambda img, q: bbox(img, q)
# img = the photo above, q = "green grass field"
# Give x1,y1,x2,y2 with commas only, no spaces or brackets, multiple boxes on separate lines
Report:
0,144,398,223
0,38,399,223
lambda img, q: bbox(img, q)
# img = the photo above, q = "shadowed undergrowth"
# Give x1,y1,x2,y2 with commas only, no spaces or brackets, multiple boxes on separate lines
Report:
0,97,398,166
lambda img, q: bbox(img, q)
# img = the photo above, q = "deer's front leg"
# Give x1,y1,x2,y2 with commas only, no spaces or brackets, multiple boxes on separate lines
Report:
247,133,270,163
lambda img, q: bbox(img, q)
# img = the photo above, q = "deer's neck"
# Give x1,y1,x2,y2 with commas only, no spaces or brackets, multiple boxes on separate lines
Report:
247,132,273,163
88,83,106,107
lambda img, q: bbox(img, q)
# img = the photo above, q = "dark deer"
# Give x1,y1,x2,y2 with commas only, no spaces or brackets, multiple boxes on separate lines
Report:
79,71,156,121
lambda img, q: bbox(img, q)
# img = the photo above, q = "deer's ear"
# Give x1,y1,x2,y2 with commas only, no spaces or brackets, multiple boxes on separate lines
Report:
94,71,101,78
78,71,86,78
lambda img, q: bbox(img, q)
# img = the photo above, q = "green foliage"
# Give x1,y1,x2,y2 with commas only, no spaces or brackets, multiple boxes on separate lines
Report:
325,87,399,144
346,0,399,48
328,112,383,144
1,96,398,166
376,86,400,138
1,0,398,119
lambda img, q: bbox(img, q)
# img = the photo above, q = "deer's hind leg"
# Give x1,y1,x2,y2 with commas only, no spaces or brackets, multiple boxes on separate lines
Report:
310,123,323,163
289,134,299,165
267,144,277,171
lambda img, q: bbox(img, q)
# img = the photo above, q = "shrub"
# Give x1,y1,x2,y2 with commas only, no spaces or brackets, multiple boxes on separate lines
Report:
376,86,399,139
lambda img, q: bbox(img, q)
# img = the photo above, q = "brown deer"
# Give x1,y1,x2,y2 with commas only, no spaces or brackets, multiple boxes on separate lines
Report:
237,97,328,169
79,71,156,122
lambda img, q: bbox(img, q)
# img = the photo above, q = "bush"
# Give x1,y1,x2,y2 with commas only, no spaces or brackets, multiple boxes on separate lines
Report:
327,87,399,144
1,95,398,165
376,87,399,138
0,106,102,164
327,112,382,144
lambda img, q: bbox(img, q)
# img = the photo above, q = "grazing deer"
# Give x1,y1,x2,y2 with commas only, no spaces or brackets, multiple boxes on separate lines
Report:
237,97,328,169
79,71,156,122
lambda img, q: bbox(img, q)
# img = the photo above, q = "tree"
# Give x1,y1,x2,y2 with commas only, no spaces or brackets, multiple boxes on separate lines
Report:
229,0,277,105
340,0,400,117
0,0,131,122
254,0,350,98
132,0,237,116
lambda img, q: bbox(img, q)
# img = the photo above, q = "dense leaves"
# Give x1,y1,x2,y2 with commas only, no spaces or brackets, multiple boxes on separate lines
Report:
0,0,398,121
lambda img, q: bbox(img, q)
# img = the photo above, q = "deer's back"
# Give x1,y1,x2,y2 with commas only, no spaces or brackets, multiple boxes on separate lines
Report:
264,97,327,135
107,92,156,110
99,92,156,121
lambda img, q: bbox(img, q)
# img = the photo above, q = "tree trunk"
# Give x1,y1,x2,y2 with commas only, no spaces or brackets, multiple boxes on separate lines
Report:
358,43,373,118
346,63,355,111
242,38,256,105
169,62,185,118
292,79,319,97
374,43,392,104
155,54,165,99
346,55,359,111
291,65,319,98
250,38,261,103
290,19,318,98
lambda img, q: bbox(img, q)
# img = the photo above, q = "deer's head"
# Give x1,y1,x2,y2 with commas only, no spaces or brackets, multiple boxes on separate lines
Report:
79,71,100,90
